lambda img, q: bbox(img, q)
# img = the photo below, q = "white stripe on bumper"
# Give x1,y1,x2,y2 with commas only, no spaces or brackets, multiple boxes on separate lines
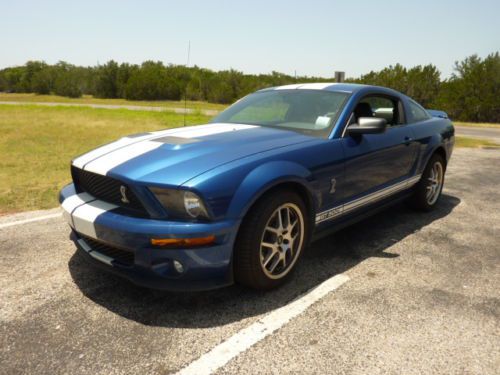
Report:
71,200,118,238
61,194,117,238
61,192,95,227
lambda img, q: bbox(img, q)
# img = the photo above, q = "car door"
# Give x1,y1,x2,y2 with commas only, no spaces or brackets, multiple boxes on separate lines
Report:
339,94,418,204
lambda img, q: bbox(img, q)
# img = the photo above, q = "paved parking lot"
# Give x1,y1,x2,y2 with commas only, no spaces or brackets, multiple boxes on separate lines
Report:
1,148,499,375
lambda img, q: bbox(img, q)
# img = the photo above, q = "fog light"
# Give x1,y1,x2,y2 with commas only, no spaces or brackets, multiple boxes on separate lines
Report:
173,260,184,273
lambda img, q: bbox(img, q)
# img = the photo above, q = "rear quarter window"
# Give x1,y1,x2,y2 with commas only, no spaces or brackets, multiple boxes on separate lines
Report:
408,100,431,123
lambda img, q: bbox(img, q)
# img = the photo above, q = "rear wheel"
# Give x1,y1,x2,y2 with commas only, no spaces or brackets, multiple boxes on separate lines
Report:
410,154,446,211
234,191,309,290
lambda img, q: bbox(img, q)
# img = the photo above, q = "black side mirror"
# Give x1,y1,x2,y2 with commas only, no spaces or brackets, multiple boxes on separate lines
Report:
347,117,387,135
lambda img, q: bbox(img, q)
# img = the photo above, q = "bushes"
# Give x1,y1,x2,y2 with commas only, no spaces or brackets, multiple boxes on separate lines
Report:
0,52,499,122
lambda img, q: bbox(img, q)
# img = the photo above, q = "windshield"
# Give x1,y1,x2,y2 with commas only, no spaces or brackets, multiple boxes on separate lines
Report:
211,89,350,138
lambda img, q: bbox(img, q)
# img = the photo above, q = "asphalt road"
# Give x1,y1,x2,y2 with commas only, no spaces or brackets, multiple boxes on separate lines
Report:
1,148,499,375
0,101,220,116
454,125,500,143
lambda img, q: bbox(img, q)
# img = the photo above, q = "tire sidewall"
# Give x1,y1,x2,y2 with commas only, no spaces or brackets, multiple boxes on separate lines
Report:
414,154,446,211
234,191,310,289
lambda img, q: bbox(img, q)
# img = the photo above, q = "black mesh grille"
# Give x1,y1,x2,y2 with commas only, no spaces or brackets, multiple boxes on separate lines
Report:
72,166,148,216
82,235,134,266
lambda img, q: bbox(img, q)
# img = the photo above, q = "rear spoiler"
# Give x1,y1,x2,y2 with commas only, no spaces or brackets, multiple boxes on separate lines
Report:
427,110,449,119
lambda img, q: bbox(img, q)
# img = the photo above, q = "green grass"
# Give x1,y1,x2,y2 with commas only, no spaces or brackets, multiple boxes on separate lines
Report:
0,92,227,111
454,121,500,128
0,104,211,214
455,136,500,148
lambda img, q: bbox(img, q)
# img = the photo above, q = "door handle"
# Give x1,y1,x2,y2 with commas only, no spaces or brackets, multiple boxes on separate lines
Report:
404,136,413,145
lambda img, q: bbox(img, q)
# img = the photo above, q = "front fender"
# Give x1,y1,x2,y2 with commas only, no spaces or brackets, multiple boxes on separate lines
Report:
226,161,315,220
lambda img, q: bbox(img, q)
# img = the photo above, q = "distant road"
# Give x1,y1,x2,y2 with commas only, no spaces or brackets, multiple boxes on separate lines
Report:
454,125,500,143
0,101,220,116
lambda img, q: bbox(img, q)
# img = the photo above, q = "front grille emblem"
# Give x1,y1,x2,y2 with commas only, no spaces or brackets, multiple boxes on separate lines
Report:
120,185,130,204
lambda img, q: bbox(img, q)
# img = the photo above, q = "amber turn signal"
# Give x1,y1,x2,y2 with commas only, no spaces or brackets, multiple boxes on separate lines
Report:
151,235,216,248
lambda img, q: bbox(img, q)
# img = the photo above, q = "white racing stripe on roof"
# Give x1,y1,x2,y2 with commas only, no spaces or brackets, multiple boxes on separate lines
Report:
298,82,335,90
71,200,118,238
274,83,304,90
274,82,336,90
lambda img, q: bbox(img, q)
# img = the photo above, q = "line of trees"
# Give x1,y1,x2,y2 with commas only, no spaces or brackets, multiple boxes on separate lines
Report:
0,52,498,122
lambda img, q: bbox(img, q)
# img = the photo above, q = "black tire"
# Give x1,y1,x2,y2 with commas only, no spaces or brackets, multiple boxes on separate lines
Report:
233,190,310,290
409,153,446,211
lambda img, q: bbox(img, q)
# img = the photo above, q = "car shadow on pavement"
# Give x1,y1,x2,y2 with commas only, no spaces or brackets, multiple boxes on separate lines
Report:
68,194,460,328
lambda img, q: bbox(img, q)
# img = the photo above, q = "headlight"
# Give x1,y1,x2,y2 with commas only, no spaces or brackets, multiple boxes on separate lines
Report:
149,187,210,220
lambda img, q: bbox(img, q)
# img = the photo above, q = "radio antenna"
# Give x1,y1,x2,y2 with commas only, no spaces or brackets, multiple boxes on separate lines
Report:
183,40,191,127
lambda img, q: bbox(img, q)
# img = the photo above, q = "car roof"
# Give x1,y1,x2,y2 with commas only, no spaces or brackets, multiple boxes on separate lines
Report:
259,82,403,97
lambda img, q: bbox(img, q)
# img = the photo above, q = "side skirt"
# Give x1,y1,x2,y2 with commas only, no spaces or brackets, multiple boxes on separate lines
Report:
311,192,411,242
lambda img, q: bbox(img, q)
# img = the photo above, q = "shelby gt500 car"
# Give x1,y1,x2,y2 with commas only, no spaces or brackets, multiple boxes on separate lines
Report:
60,83,454,291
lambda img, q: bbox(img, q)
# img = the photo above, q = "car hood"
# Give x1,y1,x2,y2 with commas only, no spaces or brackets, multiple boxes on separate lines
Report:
72,123,315,186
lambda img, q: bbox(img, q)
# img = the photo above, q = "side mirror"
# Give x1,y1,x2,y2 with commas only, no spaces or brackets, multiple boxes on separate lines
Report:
347,117,387,135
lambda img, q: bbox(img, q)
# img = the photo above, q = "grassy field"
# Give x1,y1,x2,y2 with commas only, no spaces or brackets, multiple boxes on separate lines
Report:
0,93,227,111
455,136,500,148
0,104,211,214
454,121,500,128
0,99,498,215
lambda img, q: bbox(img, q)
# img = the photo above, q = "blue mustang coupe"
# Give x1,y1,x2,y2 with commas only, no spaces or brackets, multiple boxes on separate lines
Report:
60,83,454,290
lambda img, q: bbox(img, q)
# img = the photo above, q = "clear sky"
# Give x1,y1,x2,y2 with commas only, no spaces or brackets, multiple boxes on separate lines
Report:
1,0,499,78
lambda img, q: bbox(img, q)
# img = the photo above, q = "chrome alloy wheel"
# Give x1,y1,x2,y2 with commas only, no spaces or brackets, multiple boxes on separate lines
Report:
426,161,444,205
259,203,305,279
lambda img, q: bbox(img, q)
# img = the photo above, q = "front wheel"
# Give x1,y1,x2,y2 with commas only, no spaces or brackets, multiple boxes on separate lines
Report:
234,191,309,290
410,154,446,211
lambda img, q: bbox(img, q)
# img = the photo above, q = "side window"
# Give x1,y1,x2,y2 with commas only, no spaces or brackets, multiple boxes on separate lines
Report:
407,100,431,123
352,95,402,126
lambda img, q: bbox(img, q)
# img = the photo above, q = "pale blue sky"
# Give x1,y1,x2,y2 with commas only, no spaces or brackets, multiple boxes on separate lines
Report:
1,0,499,78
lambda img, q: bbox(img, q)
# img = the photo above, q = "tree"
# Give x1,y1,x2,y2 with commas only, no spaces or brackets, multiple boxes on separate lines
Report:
435,53,500,122
94,60,119,98
53,62,83,98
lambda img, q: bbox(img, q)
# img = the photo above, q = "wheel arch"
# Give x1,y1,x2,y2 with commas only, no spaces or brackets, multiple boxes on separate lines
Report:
227,161,317,231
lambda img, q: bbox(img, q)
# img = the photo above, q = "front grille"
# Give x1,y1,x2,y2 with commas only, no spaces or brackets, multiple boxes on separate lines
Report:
72,166,148,216
81,235,135,266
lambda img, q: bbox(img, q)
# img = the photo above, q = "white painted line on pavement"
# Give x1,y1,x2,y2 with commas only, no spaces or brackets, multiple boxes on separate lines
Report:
176,273,350,375
0,213,62,229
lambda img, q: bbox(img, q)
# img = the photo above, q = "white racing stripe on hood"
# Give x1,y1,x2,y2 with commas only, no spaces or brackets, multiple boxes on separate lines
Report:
72,132,157,169
83,140,163,175
80,123,257,175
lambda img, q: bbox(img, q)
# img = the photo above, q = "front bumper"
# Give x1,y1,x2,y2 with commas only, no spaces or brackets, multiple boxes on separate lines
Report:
60,183,240,291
